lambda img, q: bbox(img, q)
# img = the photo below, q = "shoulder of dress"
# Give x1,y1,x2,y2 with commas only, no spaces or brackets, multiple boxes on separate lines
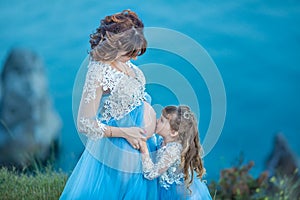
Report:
88,60,103,67
127,61,146,84
84,60,122,93
127,61,144,73
166,141,182,147
88,61,112,71
166,142,183,152
126,60,136,67
87,60,124,79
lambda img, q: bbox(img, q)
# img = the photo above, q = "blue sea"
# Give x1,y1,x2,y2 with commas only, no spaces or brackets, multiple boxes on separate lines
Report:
0,0,299,181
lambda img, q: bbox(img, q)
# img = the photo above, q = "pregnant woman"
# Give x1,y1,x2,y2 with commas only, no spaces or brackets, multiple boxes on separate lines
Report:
60,10,158,200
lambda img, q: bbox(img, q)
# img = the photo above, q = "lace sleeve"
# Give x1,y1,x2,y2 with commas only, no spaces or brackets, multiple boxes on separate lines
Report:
142,143,182,180
77,61,107,140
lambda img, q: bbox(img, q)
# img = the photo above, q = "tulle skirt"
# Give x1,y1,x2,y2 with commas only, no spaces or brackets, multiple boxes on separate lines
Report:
159,177,212,200
60,102,159,200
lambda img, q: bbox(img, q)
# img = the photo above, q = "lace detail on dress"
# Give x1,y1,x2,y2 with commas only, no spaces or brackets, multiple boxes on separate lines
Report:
83,60,146,121
83,61,119,103
78,117,107,140
79,60,145,139
142,142,184,189
100,61,146,121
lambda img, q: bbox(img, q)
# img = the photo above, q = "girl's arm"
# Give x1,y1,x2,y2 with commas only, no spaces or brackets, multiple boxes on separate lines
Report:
77,62,146,142
139,141,181,180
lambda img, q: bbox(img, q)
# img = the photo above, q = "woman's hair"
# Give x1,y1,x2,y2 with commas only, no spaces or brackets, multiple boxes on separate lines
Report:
162,105,206,190
89,10,147,62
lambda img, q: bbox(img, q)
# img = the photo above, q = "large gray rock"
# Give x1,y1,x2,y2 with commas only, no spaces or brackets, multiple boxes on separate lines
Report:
0,48,61,167
266,133,299,177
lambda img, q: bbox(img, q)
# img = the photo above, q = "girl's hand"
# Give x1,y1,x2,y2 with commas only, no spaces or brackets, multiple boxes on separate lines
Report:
138,140,149,154
122,127,146,149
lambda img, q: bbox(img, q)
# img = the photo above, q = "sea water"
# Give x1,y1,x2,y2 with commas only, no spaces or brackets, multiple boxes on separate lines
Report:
0,0,299,181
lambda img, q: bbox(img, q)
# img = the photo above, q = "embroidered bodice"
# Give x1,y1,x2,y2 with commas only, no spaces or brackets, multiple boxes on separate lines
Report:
77,59,146,140
142,141,185,190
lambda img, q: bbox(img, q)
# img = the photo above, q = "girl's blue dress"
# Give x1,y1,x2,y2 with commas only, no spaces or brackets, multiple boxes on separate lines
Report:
60,60,158,200
159,178,212,200
143,137,212,200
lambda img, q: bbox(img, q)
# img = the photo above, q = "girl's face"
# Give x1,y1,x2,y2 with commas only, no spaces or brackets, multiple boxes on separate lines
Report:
155,115,172,137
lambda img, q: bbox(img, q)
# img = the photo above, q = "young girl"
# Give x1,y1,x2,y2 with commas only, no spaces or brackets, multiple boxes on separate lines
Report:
139,105,212,199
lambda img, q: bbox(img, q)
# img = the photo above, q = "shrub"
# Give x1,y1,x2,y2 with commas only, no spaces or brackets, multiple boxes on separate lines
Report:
209,161,300,200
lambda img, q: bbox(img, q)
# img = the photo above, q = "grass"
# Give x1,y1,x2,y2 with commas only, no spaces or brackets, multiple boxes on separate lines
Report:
0,166,67,200
0,161,299,200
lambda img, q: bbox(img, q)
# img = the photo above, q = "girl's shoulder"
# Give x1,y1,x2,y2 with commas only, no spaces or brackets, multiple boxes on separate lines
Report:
165,141,182,151
160,141,182,154
157,135,182,150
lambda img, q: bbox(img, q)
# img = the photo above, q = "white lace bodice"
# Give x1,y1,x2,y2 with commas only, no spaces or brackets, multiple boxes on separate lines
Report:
142,142,185,190
77,59,146,139
99,61,146,121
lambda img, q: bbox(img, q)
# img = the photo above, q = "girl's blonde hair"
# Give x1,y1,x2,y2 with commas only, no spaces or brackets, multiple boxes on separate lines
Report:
89,10,147,62
162,105,206,190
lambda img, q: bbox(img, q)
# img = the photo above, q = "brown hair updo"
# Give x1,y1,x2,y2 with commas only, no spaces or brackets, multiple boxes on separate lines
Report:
162,105,206,191
89,10,147,62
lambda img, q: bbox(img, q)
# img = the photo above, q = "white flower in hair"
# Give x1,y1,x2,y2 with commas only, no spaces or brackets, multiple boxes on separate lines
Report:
183,111,191,119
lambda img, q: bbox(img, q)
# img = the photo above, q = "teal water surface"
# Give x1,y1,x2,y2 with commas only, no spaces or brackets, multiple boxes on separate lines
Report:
0,0,299,180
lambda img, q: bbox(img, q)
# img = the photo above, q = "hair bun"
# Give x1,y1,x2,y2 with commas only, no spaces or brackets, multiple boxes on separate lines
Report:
89,10,144,49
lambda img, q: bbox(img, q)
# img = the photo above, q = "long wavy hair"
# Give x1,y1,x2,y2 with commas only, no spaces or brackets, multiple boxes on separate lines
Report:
89,10,147,62
162,105,206,191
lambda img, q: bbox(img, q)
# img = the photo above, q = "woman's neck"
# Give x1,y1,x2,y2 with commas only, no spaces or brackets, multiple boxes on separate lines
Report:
110,61,132,76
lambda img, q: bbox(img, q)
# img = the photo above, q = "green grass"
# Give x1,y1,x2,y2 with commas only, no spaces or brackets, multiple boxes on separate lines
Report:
0,162,299,200
0,167,67,200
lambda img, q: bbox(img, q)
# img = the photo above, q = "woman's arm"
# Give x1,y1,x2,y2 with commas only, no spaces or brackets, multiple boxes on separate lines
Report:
139,141,181,180
76,63,107,139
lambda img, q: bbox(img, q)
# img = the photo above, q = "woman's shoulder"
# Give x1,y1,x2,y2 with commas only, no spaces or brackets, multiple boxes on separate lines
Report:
127,61,144,74
88,60,111,71
126,60,146,84
87,60,124,78
86,60,123,92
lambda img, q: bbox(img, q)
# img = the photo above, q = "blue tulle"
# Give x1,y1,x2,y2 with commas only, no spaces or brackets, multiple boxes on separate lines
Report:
60,95,159,199
60,91,212,199
159,177,212,200
154,136,212,200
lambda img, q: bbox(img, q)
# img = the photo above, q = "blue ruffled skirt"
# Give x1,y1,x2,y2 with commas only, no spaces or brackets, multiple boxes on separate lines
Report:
159,177,212,200
60,101,158,200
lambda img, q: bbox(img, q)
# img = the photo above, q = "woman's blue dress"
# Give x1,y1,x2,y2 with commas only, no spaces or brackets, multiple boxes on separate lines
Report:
60,60,158,200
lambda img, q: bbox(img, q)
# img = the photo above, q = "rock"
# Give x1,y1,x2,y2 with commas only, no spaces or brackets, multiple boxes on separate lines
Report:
0,48,61,167
266,133,299,177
